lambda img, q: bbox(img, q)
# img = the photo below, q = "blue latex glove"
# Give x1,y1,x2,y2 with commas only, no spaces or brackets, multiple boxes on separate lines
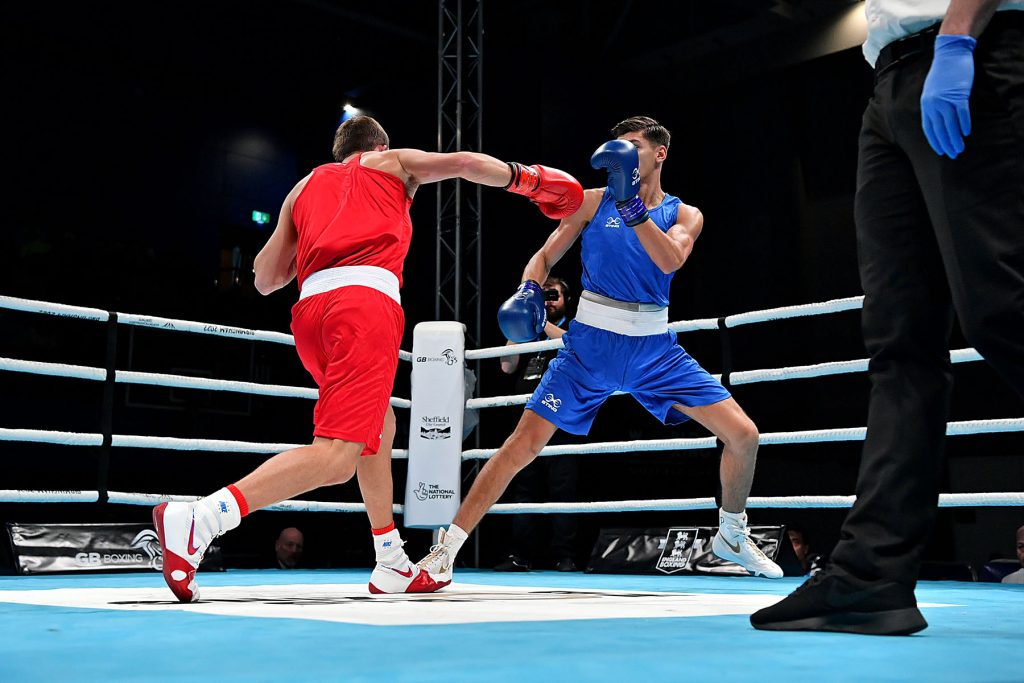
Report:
497,280,547,342
590,140,649,227
920,34,977,158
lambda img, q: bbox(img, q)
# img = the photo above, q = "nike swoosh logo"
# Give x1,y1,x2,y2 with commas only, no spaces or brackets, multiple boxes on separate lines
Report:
187,514,200,555
722,537,742,555
388,566,414,578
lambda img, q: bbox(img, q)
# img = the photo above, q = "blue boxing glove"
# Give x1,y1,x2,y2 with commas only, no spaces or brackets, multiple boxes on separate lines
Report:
921,34,976,159
591,140,649,227
497,280,547,343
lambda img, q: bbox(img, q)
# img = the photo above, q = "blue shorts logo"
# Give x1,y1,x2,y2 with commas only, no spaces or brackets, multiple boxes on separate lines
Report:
541,393,562,413
604,216,621,228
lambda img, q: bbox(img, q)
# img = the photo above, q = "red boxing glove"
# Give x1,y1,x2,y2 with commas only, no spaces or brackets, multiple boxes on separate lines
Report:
503,162,584,220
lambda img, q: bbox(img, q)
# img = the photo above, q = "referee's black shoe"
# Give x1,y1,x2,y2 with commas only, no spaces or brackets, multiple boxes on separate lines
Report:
750,568,927,636
494,555,531,572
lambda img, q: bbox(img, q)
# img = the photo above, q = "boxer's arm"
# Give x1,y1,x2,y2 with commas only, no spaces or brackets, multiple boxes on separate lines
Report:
521,188,602,284
362,149,512,190
254,175,309,295
544,322,567,339
500,341,520,374
633,203,703,274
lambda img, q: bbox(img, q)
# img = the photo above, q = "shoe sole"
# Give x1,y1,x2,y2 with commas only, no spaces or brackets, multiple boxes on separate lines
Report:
751,607,927,636
152,503,198,603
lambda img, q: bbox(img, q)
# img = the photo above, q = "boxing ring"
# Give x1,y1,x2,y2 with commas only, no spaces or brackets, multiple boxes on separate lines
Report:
1,294,1022,682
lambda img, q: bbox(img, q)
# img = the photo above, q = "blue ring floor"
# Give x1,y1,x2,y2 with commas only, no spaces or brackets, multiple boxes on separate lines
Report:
1,569,1021,682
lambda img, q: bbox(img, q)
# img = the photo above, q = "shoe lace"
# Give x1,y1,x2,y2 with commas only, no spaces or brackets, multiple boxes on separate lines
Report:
728,523,770,562
418,543,450,572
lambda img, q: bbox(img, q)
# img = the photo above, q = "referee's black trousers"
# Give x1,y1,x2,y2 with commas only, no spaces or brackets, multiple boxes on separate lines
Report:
831,13,1024,587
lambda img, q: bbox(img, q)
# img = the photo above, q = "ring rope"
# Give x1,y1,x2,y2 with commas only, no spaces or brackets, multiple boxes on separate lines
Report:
4,419,1020,458
0,356,411,408
0,295,414,361
722,295,864,328
5,490,1019,511
0,427,407,458
0,490,101,503
730,348,984,385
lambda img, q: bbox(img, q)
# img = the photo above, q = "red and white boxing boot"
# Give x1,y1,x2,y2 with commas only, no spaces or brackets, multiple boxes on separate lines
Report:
152,486,244,602
368,524,450,594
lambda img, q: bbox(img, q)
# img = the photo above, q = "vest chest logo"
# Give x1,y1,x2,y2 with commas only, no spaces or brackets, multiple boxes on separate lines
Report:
604,216,621,229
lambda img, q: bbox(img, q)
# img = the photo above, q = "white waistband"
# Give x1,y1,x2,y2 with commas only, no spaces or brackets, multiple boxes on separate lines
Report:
575,296,669,336
300,266,401,305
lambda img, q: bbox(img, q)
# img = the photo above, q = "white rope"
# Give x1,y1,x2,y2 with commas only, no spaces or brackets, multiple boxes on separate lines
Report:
93,491,1024,513
116,312,295,345
0,357,107,382
0,428,103,447
2,419,1017,458
105,491,404,513
466,338,563,360
485,492,1024,513
465,299,866,361
466,393,533,409
669,318,720,333
0,356,411,407
463,418,1024,459
462,436,720,460
0,294,413,361
111,435,306,453
951,348,984,363
0,490,100,503
468,347,982,402
0,425,412,457
0,295,108,322
724,296,864,328
731,348,984,385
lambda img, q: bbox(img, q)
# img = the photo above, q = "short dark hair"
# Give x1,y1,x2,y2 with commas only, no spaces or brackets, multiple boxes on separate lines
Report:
333,115,389,161
611,116,670,149
544,276,571,302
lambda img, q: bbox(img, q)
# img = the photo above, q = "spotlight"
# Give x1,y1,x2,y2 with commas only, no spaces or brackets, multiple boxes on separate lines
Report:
340,103,362,122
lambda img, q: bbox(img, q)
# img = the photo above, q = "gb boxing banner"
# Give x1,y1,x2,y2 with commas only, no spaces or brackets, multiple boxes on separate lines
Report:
403,322,465,528
7,522,223,574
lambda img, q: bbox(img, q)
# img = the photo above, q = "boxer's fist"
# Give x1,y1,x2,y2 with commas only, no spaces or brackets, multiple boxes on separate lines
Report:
591,140,649,227
590,140,640,202
497,280,547,343
504,163,584,220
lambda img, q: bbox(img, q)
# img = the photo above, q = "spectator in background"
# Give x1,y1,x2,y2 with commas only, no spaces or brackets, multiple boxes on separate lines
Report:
1002,525,1024,585
787,525,823,576
275,527,304,569
496,276,580,572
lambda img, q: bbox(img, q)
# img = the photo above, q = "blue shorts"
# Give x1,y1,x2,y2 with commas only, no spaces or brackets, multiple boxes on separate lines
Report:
525,321,731,435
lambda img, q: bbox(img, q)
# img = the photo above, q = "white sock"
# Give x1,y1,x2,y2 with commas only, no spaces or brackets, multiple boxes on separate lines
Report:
373,528,408,566
719,507,748,532
195,488,243,537
444,523,469,557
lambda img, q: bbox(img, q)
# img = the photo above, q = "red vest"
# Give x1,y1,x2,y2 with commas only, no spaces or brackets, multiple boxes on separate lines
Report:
292,154,413,288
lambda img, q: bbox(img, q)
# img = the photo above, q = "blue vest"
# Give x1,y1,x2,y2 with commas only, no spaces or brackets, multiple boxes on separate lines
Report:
581,188,682,307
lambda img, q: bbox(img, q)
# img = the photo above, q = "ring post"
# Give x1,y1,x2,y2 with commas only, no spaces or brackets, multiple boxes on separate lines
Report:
404,322,466,528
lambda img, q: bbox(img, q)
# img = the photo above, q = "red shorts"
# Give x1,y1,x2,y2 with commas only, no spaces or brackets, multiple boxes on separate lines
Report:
290,286,404,455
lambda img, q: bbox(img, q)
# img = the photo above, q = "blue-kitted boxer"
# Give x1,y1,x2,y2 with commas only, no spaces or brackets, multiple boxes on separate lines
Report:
419,116,782,583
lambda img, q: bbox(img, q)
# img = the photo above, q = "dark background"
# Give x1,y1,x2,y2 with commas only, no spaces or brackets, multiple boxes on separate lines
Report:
2,1,1021,574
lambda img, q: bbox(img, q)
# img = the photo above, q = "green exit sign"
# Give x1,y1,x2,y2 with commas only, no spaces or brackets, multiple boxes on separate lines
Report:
252,210,271,225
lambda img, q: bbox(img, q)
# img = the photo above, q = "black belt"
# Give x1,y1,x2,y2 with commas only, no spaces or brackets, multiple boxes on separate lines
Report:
876,11,1024,75
875,23,940,74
